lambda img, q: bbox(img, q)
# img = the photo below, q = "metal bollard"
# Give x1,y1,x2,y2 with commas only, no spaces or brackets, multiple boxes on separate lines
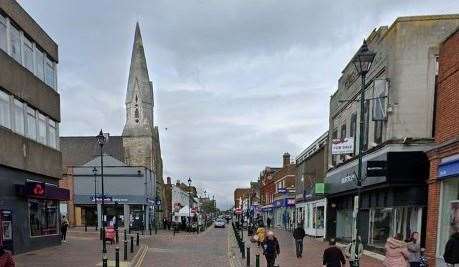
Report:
246,246,250,266
256,254,260,267
115,247,120,267
85,224,87,232
124,229,127,241
155,223,158,235
116,229,119,244
136,232,139,246
130,236,134,253
124,240,128,260
149,226,152,235
102,256,108,267
241,241,245,259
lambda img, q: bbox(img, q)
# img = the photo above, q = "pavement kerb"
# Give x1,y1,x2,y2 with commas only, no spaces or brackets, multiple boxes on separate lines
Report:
227,225,243,267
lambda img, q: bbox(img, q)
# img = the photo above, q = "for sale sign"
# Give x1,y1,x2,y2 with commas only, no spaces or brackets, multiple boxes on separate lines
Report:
331,138,354,155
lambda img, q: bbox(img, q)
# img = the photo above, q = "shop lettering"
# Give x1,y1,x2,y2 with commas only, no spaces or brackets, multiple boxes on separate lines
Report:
341,174,356,184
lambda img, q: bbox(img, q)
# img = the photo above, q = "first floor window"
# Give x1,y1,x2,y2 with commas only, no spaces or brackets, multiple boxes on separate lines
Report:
13,99,24,135
45,58,55,89
48,120,57,148
37,113,47,144
26,106,36,140
29,199,58,236
0,91,10,129
9,25,21,63
0,15,6,52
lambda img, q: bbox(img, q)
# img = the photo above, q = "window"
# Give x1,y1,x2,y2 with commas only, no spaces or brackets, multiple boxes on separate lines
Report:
350,113,357,154
26,106,36,140
48,120,57,148
13,99,24,135
331,128,338,166
0,15,6,52
369,208,394,248
336,209,353,241
0,91,10,129
35,48,45,81
29,199,58,236
9,25,21,63
340,124,347,161
44,58,55,88
37,113,47,144
23,37,34,72
374,121,383,145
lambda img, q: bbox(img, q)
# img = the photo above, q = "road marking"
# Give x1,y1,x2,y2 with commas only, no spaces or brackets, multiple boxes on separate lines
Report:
134,245,148,267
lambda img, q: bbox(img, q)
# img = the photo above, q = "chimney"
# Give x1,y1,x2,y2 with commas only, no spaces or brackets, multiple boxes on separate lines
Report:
283,152,290,167
167,177,171,185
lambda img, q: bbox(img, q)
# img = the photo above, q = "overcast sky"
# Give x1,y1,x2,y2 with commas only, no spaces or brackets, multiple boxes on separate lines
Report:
21,0,457,209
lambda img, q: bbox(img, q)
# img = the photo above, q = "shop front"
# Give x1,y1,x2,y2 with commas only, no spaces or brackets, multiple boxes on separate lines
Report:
261,204,273,226
325,151,428,252
298,183,327,238
272,198,295,230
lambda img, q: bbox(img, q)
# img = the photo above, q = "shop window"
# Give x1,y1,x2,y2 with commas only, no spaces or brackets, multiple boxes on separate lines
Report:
0,15,6,52
314,206,325,229
438,179,459,257
336,209,353,241
23,37,34,72
13,99,24,135
0,91,10,129
29,199,58,236
369,208,394,248
26,106,37,140
9,25,21,63
35,48,45,81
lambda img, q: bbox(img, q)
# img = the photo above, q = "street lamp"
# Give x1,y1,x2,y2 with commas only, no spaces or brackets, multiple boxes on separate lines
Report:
96,130,107,267
351,39,375,267
92,167,98,231
187,177,192,231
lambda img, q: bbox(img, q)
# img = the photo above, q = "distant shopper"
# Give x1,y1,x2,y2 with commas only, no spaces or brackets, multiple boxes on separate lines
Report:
383,233,409,267
0,245,15,267
61,216,69,242
256,225,266,247
345,236,363,267
293,223,306,258
262,231,280,267
267,217,272,229
407,232,421,267
444,232,459,266
322,238,346,267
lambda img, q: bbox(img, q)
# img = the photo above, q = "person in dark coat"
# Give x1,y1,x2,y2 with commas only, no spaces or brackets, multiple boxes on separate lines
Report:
266,217,272,229
262,231,280,267
293,223,306,258
61,215,69,242
444,232,459,266
323,239,346,267
0,245,15,267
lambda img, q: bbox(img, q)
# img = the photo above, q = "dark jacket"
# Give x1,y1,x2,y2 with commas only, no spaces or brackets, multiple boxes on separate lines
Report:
0,249,15,267
323,246,346,267
444,232,459,264
262,237,280,256
293,227,305,240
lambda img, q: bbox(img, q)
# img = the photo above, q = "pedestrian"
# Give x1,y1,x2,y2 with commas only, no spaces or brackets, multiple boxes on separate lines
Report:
407,232,421,267
383,233,409,267
345,236,363,267
61,215,69,242
443,232,459,266
262,230,280,267
267,217,272,229
322,238,346,267
256,224,266,247
0,244,15,267
293,223,305,258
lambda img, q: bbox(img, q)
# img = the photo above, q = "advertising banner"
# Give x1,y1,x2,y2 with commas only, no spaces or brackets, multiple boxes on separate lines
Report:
331,138,354,155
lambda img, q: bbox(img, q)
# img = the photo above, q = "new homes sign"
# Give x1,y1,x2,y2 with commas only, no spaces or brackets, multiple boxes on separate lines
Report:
331,138,354,155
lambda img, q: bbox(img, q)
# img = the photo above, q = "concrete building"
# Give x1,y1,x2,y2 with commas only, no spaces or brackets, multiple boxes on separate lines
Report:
425,28,459,266
325,15,459,253
295,132,328,238
0,0,69,254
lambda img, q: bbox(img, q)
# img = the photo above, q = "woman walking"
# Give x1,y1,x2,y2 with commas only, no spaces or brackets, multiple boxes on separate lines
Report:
383,233,409,267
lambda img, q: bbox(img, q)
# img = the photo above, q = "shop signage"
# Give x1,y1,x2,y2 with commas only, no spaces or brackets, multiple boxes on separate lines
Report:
367,161,387,177
438,159,459,179
314,183,325,194
90,196,113,202
331,138,354,155
278,188,287,193
20,182,69,201
235,208,242,214
287,199,295,205
341,173,356,184
25,182,46,198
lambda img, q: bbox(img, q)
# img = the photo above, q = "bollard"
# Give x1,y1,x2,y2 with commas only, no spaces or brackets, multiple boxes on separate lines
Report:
85,224,87,232
241,241,245,259
124,229,127,241
155,223,158,235
115,247,120,267
123,240,128,260
246,246,250,266
102,256,108,267
130,236,134,253
116,229,119,244
136,232,139,246
149,226,152,236
256,254,260,267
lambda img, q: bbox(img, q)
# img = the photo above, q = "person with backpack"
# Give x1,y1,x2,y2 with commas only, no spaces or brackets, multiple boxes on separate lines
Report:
262,231,280,267
444,232,459,266
293,223,306,258
345,236,363,267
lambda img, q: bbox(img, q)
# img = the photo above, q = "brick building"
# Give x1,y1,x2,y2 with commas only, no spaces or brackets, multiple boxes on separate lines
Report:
233,188,250,209
425,28,459,266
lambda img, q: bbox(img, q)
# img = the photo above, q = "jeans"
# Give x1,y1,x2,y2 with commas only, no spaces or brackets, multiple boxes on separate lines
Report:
295,239,303,257
265,254,276,267
410,262,420,267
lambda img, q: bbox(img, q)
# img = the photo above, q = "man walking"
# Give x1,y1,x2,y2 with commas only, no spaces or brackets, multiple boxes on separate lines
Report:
323,239,346,267
267,217,272,229
293,223,306,258
262,231,280,267
61,215,69,242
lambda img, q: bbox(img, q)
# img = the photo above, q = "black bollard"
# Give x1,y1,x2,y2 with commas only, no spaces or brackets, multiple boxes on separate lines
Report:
102,256,107,267
149,226,152,236
115,247,120,267
116,229,119,244
85,224,87,232
155,223,158,235
136,232,139,246
241,241,245,259
124,240,128,260
256,254,260,267
130,236,134,253
246,246,250,266
124,229,127,241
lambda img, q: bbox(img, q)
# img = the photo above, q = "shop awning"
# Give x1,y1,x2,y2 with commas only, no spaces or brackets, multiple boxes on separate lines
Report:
15,182,70,201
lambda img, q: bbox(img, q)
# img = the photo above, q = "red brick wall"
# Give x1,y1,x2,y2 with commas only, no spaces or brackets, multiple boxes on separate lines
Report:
425,158,440,264
234,188,250,208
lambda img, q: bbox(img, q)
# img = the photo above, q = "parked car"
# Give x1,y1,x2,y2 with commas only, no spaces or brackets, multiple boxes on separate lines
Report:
214,219,226,228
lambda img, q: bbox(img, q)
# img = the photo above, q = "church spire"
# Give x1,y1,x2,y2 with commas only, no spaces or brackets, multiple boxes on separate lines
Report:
122,22,154,137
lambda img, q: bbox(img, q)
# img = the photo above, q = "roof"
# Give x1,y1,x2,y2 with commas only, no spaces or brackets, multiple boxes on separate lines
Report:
60,136,124,167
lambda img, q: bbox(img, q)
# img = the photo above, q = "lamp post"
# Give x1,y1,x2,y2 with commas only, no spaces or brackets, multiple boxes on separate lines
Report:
187,177,192,231
350,40,376,267
96,130,107,267
92,167,98,231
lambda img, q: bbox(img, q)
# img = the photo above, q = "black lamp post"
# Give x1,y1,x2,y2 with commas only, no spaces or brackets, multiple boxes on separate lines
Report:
96,130,107,267
350,40,376,267
92,167,98,231
187,177,192,231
